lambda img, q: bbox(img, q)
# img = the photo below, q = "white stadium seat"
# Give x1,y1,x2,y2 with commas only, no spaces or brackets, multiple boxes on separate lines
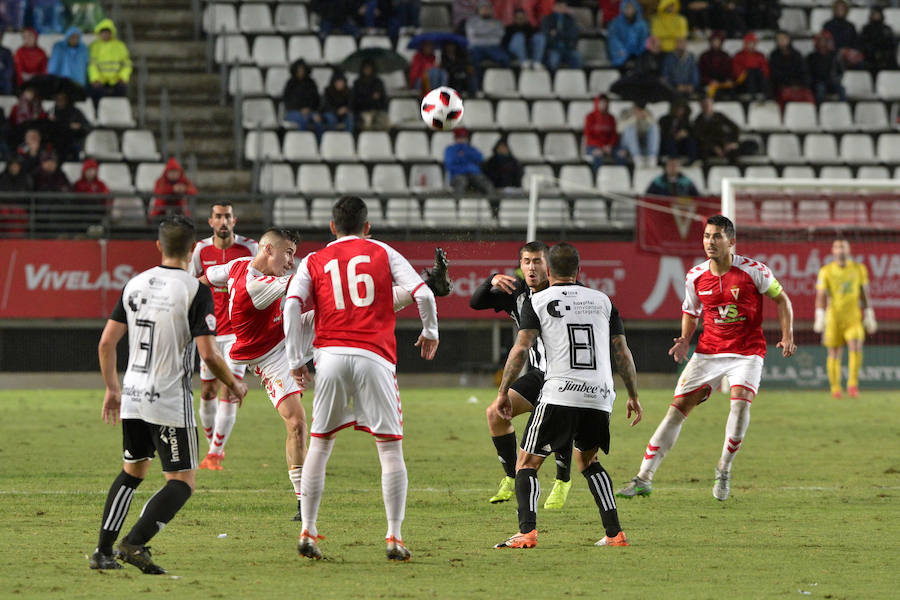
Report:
802,133,839,163
423,198,457,226
543,132,580,164
275,4,309,33
97,97,135,127
322,35,357,64
554,69,588,99
121,130,161,162
778,8,808,33
135,162,166,192
856,166,889,180
334,164,370,194
536,198,572,228
818,102,853,132
229,66,264,96
518,70,553,99
265,67,290,97
309,198,337,226
578,38,609,67
588,69,617,94
506,132,541,162
462,99,494,129
297,164,333,194
522,165,556,191
876,133,900,162
242,98,278,129
531,99,566,130
272,198,308,227
84,130,122,160
371,164,408,194
496,99,531,128
395,132,429,161
596,165,631,193
61,161,81,183
360,35,392,50
715,101,746,128
288,36,323,64
781,166,814,179
854,102,889,131
98,163,134,192
469,131,501,158
818,166,852,180
409,164,445,190
783,102,817,132
458,198,494,225
283,131,320,162
558,165,593,193
215,35,251,64
566,100,593,130
482,68,517,98
388,98,421,128
244,130,282,161
839,133,877,164
204,4,238,33
842,71,874,98
320,131,356,161
258,163,295,193
430,131,454,162
386,198,421,226
357,131,394,161
706,166,741,194
766,134,803,163
573,199,609,228
747,101,781,130
498,198,531,228
809,7,831,33
743,165,777,180
238,4,272,33
633,167,662,194
252,36,287,67
875,71,900,99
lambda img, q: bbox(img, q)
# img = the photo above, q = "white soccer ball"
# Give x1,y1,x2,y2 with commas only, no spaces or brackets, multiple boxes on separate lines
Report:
420,86,464,131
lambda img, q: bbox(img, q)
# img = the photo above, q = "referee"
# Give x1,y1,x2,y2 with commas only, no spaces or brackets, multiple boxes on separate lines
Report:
90,216,247,574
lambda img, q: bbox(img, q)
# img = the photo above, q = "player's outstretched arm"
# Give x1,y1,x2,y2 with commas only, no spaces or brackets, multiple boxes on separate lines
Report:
197,335,248,405
772,291,797,358
495,329,538,419
98,319,127,425
612,334,642,426
668,313,699,363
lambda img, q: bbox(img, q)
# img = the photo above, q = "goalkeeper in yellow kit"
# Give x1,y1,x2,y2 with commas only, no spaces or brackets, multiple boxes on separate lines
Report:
813,239,877,398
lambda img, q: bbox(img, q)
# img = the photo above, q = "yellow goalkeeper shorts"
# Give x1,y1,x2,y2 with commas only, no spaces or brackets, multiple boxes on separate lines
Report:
823,315,865,348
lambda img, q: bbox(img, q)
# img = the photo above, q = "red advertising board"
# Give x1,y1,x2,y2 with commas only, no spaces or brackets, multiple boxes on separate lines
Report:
637,195,721,256
2,240,899,321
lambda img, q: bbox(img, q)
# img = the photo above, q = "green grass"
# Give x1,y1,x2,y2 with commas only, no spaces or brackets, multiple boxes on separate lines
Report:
1,387,898,599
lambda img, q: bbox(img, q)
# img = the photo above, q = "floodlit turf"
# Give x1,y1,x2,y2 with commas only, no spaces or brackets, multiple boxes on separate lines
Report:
0,387,898,599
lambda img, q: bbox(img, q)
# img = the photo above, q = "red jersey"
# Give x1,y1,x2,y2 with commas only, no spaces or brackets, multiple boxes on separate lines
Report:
206,257,292,362
286,236,438,368
682,254,783,358
190,234,258,337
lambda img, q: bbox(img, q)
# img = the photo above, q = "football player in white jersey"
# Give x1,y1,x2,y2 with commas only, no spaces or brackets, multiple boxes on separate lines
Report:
492,243,642,550
90,216,248,574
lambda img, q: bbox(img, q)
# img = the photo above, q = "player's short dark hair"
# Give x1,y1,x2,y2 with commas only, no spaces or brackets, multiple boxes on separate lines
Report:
158,215,196,258
332,196,368,235
519,240,549,258
706,214,735,239
548,242,579,278
210,201,233,215
261,227,299,245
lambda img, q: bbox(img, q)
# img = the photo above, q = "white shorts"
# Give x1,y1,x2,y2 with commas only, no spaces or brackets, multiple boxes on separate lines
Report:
199,336,247,383
251,347,303,409
674,353,764,402
310,349,403,440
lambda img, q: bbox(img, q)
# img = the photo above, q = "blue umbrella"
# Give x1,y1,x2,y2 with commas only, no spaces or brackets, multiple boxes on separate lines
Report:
407,32,468,50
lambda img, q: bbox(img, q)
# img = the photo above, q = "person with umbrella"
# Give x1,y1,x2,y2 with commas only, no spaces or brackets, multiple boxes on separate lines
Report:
48,26,90,87
409,41,447,93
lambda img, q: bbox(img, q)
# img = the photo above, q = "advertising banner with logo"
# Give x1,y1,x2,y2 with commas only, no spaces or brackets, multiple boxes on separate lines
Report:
637,195,722,256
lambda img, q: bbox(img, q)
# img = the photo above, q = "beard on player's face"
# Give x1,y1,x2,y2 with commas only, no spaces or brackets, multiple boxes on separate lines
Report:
215,225,232,239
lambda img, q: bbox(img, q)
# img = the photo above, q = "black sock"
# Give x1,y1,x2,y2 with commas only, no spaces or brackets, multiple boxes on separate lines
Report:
123,479,192,547
97,470,143,555
582,463,621,538
491,433,518,478
554,448,572,482
515,468,539,533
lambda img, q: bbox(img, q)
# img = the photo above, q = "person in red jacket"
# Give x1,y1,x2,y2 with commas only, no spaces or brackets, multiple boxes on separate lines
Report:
74,158,110,223
149,157,197,220
584,94,626,171
14,28,48,87
732,32,770,99
9,85,46,126
408,41,447,93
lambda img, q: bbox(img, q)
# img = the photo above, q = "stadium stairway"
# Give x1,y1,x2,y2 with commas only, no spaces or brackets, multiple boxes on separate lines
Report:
119,0,251,195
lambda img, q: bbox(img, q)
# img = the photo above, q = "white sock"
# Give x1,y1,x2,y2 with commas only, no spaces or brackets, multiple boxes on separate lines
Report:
211,400,237,456
300,437,335,538
377,440,407,540
289,466,303,502
199,398,217,445
637,406,687,482
717,398,751,473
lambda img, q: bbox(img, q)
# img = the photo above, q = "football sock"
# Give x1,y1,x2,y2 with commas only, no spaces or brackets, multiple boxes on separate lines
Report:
123,479,192,546
376,440,407,540
848,350,862,389
289,466,303,504
300,436,334,538
199,398,217,444
515,468,539,533
491,433,518,478
582,462,621,538
637,406,686,482
717,399,751,473
97,470,143,555
211,400,237,456
827,356,842,393
554,448,572,483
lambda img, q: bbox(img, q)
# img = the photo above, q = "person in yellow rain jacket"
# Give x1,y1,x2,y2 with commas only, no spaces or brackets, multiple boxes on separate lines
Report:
88,18,132,106
650,0,688,53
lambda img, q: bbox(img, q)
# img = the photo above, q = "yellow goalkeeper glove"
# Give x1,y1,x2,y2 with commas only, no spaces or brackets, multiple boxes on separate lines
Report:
813,308,826,333
864,307,877,335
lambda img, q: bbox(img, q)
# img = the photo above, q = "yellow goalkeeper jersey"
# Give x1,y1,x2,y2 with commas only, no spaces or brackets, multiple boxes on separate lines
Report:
816,260,868,318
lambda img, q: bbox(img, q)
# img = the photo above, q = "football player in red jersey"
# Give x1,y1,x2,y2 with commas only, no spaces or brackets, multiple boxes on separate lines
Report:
617,215,796,501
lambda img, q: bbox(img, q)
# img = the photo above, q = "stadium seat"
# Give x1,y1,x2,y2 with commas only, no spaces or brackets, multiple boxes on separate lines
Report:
854,102,889,131
856,166,889,180
781,166,815,179
819,166,853,181
323,36,357,64
272,197,308,227
204,4,238,33
522,164,556,191
609,199,636,226
767,134,803,163
842,71,874,98
886,8,900,30
778,8,808,33
802,133,840,164
135,162,166,192
110,197,146,222
531,99,566,130
389,98,421,129
282,131,320,162
558,165,593,194
818,102,854,132
462,99,494,129
633,167,662,193
309,197,336,226
265,67,290,97
239,4,272,33
796,200,830,223
244,130,282,161
72,99,96,125
871,200,900,223
734,199,757,223
587,69,617,94
572,199,609,228
320,131,356,161
578,38,609,67
537,198,572,229
409,163,444,190
498,198,531,228
395,131,429,161
876,133,900,162
84,130,122,160
470,131,502,158
496,99,531,128
258,163,295,193
97,98,136,128
297,164,333,194
458,198,495,226
420,4,450,28
242,98,278,129
98,163,133,192
252,36,287,67
809,7,831,33
839,133,878,164
681,165,706,194
121,130,161,162
566,100,593,130
386,198,421,226
715,101,746,128
554,69,589,99
569,5,594,29
61,161,81,183
706,166,741,194
308,67,333,92
423,198,457,226
506,132,542,162
747,102,781,130
875,71,900,99
275,4,309,33
360,35,392,50
396,33,416,62
430,131,454,162
381,71,406,91
543,132,580,164
783,103,818,132
518,70,553,99
834,200,867,223
759,200,794,224
596,165,631,193
229,66,264,96
371,164,408,194
334,164,370,194
357,131,394,161
288,36,323,64
482,68,517,98
743,166,776,180
215,35,251,64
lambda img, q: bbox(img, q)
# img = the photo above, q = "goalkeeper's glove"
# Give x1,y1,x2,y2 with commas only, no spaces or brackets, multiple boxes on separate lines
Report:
813,307,826,333
864,307,877,335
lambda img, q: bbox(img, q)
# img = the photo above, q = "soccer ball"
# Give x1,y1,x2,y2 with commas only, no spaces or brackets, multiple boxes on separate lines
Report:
420,86,464,131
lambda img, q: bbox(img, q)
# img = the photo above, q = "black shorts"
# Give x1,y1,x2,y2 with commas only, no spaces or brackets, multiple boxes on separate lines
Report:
122,419,199,472
520,404,611,457
510,369,545,407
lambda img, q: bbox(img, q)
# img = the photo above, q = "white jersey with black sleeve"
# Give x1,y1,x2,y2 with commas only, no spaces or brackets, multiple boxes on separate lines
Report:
110,265,217,428
519,283,623,412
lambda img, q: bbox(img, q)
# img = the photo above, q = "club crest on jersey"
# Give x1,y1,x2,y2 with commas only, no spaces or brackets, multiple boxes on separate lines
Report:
127,291,147,312
205,313,216,331
730,285,740,300
547,299,571,318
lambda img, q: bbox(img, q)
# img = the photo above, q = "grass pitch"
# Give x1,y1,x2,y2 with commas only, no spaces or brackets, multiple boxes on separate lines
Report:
0,386,898,599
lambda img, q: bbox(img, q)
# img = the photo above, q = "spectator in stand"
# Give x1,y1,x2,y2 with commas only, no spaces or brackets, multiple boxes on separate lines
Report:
743,0,780,32
282,59,323,139
389,0,420,42
452,0,480,29
10,85,45,127
769,31,813,105
17,127,45,173
662,37,700,97
311,0,361,39
361,0,392,31
540,0,582,71
149,157,197,220
66,0,107,33
0,108,8,157
48,26,90,87
504,8,546,69
441,42,477,96
321,70,354,134
483,138,523,189
646,156,699,197
32,0,67,33
682,0,711,33
88,19,132,105
699,32,734,99
0,1,25,30
0,155,32,192
444,127,494,196
32,150,71,192
598,0,620,27
0,33,15,95
49,91,90,161
14,28,48,87
693,96,740,162
74,158,109,194
619,101,660,167
861,7,898,73
352,59,389,130
650,0,688,53
584,93,626,171
607,0,649,71
612,35,671,104
733,32,770,99
409,41,446,92
807,31,846,104
493,0,554,27
824,1,858,54
659,101,697,162
467,1,510,75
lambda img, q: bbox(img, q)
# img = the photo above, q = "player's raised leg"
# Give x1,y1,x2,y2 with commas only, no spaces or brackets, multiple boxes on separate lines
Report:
485,389,533,503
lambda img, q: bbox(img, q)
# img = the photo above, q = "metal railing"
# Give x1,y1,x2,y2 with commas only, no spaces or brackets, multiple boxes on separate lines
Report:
136,55,148,129
159,88,170,159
